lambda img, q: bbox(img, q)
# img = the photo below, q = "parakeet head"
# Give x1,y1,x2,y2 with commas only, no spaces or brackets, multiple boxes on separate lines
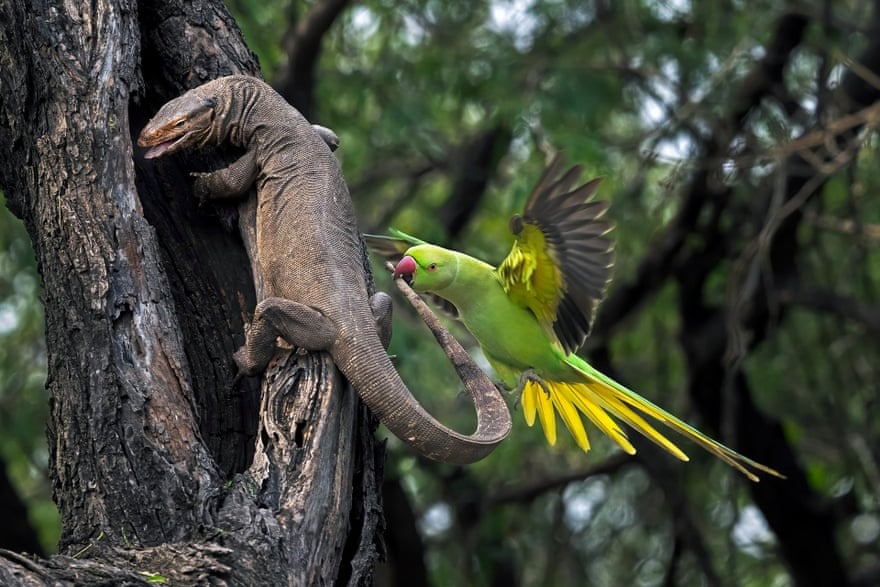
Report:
393,244,459,292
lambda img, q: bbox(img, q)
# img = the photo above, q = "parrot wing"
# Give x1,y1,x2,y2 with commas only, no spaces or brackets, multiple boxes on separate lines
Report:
497,153,614,354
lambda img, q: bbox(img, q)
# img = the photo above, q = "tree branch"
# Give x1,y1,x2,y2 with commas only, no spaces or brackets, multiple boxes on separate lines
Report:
592,13,811,344
439,125,512,240
274,0,352,118
778,285,880,339
488,453,634,506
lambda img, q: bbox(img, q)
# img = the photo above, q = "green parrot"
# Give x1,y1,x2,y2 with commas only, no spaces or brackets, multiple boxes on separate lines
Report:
368,154,782,481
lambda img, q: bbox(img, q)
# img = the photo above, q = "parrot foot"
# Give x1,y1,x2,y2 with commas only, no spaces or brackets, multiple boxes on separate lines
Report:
517,369,552,397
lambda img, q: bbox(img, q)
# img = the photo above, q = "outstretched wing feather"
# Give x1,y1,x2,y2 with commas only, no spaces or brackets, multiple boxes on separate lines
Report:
498,153,614,354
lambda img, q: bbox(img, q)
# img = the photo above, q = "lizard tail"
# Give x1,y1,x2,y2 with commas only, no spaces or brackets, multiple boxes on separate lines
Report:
336,278,512,465
338,336,512,464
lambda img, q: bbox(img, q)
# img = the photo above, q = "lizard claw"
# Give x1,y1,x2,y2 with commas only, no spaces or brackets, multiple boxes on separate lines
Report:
232,346,251,375
190,171,213,207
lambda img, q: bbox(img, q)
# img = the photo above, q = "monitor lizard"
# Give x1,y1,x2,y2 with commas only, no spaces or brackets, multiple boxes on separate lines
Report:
137,75,511,464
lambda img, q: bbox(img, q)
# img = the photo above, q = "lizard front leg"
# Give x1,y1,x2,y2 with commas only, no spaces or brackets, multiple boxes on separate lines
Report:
192,123,338,202
235,297,337,375
192,149,259,203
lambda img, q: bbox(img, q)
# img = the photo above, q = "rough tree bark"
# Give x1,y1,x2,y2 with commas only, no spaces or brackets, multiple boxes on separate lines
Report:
0,0,381,584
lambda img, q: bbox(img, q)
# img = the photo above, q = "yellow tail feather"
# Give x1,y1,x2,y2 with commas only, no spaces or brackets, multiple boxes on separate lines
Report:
522,380,558,446
550,383,590,452
520,367,784,482
558,382,636,455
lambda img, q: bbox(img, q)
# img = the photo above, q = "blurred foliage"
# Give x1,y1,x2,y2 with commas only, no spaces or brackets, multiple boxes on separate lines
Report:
2,0,880,584
0,191,57,553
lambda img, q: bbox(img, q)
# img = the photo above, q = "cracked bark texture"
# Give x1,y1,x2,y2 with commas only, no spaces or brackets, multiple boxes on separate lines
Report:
0,0,381,584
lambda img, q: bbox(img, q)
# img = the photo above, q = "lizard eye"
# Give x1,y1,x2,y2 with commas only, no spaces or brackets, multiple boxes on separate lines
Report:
174,119,186,128
426,263,438,271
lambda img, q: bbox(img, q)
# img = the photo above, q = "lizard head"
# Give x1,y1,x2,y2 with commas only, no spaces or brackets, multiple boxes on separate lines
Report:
138,93,217,159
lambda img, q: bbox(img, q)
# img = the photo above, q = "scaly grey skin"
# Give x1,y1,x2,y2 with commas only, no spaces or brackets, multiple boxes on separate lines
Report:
137,75,511,464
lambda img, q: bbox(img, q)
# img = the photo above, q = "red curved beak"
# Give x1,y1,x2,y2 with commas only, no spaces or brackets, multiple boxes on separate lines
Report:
393,256,417,283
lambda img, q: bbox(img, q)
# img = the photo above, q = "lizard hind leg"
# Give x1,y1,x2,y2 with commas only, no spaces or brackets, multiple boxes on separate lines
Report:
369,292,394,350
234,296,337,375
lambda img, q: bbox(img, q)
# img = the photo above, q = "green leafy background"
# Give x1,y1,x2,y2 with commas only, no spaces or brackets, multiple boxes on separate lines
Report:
3,1,880,585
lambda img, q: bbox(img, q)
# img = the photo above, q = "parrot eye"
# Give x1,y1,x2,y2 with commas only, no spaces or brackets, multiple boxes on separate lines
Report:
426,263,438,271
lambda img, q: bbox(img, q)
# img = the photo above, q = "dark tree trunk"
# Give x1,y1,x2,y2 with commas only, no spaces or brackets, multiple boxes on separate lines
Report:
0,0,381,584
0,458,44,556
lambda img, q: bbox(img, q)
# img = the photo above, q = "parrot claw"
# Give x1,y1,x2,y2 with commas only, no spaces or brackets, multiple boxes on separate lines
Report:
517,369,551,397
